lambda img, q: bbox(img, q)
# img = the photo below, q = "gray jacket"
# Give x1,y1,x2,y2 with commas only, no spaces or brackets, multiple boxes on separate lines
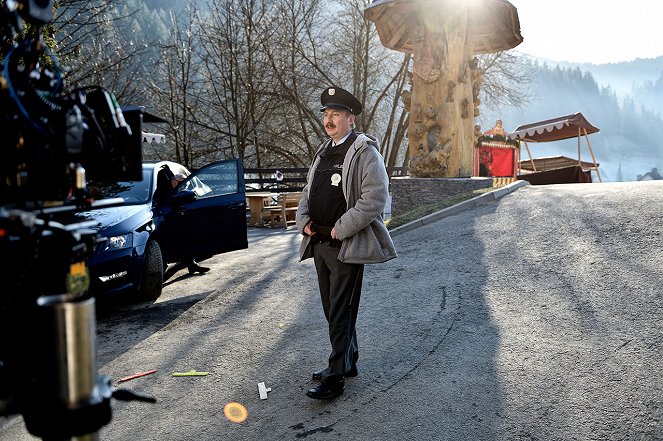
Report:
296,133,397,264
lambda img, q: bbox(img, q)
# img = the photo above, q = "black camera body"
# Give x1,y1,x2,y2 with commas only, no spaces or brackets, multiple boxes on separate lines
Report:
1,42,143,204
1,1,152,438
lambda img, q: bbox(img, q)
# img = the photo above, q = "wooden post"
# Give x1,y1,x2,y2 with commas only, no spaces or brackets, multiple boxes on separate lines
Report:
577,127,581,165
583,128,603,183
524,141,537,172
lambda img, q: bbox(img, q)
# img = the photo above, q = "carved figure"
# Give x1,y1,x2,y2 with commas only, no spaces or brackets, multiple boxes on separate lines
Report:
484,119,505,138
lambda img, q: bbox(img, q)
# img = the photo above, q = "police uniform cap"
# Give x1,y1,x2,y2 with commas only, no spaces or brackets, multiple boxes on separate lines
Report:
320,86,362,116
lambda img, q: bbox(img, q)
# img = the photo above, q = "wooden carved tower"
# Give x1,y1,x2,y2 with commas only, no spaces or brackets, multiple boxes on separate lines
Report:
365,0,523,178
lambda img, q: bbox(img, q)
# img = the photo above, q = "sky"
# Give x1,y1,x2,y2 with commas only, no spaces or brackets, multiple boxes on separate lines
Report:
510,0,663,64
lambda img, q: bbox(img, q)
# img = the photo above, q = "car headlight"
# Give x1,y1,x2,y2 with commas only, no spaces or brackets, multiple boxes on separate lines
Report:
104,234,133,251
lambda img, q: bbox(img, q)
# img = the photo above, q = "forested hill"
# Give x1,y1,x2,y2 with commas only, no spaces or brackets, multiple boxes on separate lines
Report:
562,57,663,99
479,58,663,182
141,0,190,12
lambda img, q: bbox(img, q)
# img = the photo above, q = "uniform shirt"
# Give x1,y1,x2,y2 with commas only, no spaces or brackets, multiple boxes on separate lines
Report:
309,131,357,230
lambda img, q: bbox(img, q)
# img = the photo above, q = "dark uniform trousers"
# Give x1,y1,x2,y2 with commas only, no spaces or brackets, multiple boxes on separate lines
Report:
313,241,363,380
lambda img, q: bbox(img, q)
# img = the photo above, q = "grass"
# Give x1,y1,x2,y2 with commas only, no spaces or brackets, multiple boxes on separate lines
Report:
386,187,494,230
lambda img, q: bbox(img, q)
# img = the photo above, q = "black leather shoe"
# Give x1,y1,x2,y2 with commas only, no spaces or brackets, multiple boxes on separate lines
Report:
188,262,210,274
306,378,344,400
311,368,328,381
312,365,358,381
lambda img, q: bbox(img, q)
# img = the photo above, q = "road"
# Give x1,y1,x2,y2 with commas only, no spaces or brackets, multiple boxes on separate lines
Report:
2,180,663,440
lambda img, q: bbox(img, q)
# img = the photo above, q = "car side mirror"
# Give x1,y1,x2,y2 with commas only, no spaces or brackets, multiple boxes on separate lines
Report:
171,189,196,205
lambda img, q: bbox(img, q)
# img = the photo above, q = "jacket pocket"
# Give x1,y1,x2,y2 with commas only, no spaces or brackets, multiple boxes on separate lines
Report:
339,221,395,264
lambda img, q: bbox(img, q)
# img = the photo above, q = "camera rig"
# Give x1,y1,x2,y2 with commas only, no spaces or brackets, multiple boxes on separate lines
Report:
1,0,143,204
1,1,154,439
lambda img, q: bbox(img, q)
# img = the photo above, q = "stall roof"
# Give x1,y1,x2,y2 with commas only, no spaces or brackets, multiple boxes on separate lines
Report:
507,112,599,143
518,155,599,173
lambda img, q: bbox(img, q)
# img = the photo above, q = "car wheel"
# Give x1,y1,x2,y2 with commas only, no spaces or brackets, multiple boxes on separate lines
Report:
137,240,163,302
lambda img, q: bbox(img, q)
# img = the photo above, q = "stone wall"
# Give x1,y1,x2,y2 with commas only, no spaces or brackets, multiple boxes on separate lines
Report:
390,177,493,216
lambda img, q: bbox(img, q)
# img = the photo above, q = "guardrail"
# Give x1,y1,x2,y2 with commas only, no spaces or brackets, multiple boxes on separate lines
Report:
244,168,308,193
244,167,409,193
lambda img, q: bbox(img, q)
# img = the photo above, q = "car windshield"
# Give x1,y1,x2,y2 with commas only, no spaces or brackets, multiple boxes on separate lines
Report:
87,169,152,204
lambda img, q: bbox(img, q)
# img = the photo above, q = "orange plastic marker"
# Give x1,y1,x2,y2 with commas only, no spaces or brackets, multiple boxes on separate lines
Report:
118,369,158,382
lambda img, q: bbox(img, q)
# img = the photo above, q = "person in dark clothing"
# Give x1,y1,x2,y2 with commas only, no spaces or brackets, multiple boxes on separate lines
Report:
296,86,397,400
154,165,210,275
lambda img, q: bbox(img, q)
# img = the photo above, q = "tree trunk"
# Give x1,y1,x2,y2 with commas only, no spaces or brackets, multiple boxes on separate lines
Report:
408,8,474,177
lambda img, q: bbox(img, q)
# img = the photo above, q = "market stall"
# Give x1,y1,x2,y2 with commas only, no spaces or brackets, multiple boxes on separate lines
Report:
507,112,602,183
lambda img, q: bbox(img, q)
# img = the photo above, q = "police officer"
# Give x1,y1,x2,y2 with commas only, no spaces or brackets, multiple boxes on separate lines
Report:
296,86,397,400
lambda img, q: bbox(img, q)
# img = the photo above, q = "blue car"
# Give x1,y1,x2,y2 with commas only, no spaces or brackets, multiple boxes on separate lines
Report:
79,159,248,301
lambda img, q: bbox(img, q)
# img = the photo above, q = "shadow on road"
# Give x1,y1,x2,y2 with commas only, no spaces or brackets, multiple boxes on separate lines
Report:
95,291,214,366
90,216,507,440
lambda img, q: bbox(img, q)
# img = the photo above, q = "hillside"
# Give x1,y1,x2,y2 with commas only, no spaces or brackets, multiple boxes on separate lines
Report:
479,57,663,182
563,57,663,98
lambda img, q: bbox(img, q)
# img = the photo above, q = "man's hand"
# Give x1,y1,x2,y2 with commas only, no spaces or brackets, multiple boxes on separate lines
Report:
304,222,316,236
331,228,337,240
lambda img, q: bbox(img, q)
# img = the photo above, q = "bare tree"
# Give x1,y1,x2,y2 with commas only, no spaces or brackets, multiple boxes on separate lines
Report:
478,49,534,110
188,0,272,166
323,0,412,169
144,7,204,167
53,0,150,102
111,0,533,174
258,0,330,162
250,0,414,166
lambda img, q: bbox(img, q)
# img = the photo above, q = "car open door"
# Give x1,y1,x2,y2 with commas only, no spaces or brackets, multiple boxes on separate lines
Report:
163,159,247,263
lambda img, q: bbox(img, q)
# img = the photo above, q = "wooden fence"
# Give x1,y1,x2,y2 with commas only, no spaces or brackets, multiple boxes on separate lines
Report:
244,167,408,193
244,168,308,193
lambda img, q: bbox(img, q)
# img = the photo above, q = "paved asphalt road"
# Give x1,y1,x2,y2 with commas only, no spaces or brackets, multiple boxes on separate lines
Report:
2,180,662,440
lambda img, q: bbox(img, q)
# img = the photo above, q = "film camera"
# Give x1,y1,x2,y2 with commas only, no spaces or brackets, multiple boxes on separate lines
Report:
1,1,154,439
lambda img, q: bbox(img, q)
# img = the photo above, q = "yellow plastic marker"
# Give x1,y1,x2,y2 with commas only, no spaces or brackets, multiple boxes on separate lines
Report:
172,370,209,377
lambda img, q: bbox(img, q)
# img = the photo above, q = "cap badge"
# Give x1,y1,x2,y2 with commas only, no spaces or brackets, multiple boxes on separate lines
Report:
328,88,335,96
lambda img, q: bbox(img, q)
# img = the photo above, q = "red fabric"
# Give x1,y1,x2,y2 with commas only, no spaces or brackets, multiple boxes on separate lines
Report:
478,146,515,177
489,148,514,177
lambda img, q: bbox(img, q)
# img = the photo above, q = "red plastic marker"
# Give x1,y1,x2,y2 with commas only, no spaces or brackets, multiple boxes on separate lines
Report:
118,369,157,383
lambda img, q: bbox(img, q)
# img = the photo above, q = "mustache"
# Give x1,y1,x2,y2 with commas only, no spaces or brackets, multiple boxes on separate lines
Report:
325,123,336,129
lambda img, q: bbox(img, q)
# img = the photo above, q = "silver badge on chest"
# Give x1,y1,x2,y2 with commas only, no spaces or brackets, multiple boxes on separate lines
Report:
331,173,341,187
